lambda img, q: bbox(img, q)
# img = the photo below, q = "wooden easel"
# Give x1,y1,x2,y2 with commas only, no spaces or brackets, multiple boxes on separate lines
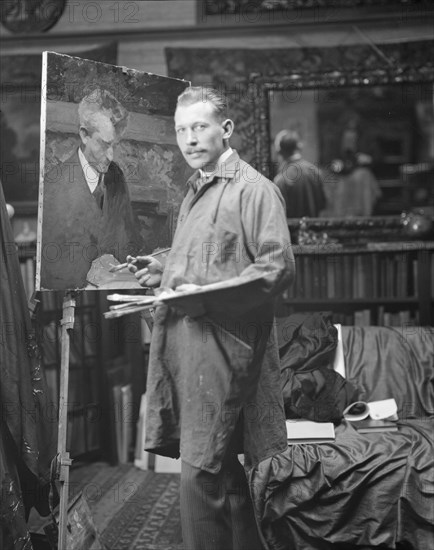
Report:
55,291,77,550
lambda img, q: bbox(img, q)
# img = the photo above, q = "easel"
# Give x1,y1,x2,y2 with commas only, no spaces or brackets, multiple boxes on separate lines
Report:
28,289,77,549
55,291,77,550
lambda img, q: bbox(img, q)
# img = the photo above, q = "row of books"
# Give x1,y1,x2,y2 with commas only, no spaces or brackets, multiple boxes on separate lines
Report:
17,249,434,305
66,409,101,458
351,307,419,327
377,307,419,327
293,308,420,327
49,378,132,461
287,253,420,300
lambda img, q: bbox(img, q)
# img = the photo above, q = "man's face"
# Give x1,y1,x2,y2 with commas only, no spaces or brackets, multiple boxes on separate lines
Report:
174,101,230,170
80,112,118,174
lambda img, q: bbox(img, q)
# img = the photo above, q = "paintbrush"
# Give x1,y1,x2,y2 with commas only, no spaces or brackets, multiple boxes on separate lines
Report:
109,296,156,310
104,303,156,319
108,248,171,273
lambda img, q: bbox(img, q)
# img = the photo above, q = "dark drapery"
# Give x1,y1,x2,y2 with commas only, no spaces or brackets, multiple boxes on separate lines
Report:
277,312,359,422
0,183,57,550
249,325,434,550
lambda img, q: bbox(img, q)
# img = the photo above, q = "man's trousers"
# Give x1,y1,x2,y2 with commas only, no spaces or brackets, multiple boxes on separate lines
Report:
180,452,264,550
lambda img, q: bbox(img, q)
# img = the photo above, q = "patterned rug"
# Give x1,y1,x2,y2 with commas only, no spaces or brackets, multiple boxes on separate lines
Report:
29,462,183,550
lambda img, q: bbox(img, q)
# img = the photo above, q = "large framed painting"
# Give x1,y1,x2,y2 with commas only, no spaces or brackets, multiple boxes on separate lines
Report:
37,52,189,291
201,0,423,16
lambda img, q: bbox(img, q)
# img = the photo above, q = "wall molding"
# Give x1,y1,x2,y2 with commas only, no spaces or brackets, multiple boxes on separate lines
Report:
1,7,432,49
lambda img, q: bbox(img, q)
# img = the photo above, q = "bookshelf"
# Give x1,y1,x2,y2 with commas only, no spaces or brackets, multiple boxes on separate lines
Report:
37,290,104,460
278,241,434,326
16,242,144,463
15,237,433,462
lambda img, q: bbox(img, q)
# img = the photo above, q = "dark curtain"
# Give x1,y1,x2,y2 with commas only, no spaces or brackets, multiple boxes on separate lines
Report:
0,183,57,550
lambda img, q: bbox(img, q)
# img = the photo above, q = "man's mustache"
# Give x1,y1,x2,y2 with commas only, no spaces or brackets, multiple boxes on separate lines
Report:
185,149,205,154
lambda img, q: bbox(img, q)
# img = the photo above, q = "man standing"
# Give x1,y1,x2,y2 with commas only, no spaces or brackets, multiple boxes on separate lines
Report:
274,129,326,218
40,88,143,289
129,87,295,549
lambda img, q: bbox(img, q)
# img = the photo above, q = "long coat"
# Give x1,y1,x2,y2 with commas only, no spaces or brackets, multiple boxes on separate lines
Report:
40,149,143,289
144,151,295,473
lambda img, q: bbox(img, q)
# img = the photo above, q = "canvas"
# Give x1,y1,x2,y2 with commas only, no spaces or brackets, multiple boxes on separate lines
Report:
37,51,189,291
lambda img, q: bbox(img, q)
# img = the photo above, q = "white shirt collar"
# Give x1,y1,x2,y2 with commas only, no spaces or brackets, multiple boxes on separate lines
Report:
199,147,233,180
78,147,101,192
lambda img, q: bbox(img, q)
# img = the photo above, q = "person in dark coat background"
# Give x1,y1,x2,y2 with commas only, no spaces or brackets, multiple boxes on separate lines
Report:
274,129,326,218
40,88,143,290
128,87,295,550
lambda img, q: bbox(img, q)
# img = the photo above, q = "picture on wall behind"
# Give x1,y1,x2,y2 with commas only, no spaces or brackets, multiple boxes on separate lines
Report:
0,43,118,206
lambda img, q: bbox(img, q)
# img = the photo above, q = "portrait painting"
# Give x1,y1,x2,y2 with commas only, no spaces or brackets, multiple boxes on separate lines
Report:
36,52,189,291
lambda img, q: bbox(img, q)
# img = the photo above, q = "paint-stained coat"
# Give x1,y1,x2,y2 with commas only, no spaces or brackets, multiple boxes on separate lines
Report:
144,151,295,473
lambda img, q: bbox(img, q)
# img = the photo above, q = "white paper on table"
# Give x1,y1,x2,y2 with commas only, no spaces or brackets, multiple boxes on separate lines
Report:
368,398,398,420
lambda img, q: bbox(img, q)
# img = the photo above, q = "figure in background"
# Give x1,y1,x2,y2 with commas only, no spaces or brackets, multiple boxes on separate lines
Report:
273,129,326,218
128,87,295,550
326,151,382,217
40,88,143,290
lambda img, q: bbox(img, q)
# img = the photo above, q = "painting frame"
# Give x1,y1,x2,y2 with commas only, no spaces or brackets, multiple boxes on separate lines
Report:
198,0,428,24
37,51,189,292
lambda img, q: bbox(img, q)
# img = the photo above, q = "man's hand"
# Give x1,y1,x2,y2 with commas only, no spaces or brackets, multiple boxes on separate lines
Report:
127,255,163,287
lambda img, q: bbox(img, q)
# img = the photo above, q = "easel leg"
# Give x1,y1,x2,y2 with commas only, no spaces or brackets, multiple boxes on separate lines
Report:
57,291,76,550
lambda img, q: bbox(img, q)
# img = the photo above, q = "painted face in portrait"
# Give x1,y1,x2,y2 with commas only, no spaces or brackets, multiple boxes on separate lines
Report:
79,112,118,174
174,101,233,170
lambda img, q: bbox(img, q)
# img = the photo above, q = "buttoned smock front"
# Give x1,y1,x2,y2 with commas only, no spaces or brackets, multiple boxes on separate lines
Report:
145,150,295,474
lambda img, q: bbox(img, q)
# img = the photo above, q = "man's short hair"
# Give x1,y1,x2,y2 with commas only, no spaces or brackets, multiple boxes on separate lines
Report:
78,88,129,136
275,130,301,159
176,86,228,121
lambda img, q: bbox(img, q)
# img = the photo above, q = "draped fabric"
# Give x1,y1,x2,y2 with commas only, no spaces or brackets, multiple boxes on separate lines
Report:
277,313,359,423
248,325,434,550
0,183,57,550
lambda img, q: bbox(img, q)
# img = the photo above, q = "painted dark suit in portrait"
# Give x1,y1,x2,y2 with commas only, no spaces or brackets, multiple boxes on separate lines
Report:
41,149,142,289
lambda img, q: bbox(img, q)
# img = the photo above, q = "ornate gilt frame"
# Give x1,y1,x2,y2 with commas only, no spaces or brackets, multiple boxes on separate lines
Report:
248,39,434,240
249,41,434,178
203,0,424,15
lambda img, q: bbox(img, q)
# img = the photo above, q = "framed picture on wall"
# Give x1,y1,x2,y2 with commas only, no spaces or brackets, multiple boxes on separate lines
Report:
0,43,118,214
199,0,424,21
